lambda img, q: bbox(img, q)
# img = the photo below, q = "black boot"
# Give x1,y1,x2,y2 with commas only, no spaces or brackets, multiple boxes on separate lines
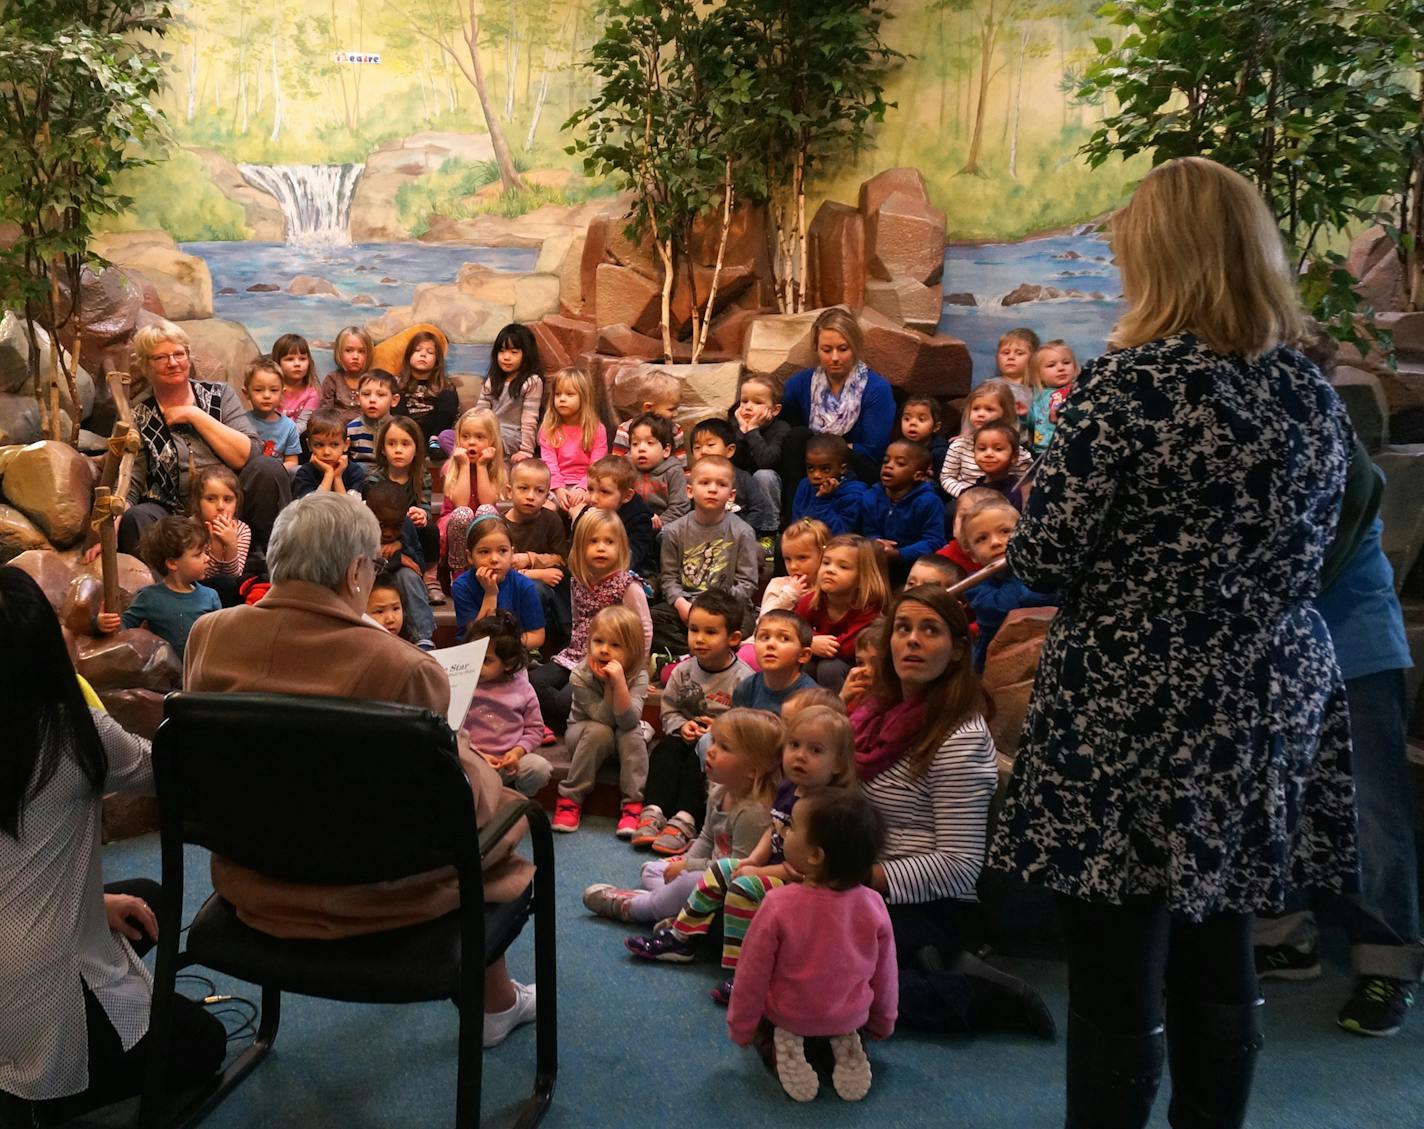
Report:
1064,1009,1164,1129
1166,997,1264,1129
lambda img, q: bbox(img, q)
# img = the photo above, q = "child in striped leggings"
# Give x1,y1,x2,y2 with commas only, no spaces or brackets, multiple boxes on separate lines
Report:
625,701,857,1005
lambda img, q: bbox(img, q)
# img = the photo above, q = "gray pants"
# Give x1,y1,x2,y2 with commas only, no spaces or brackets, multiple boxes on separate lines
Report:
500,753,554,798
559,720,647,805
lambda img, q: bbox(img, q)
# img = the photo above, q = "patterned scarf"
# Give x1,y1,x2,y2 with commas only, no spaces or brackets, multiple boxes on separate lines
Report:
809,360,870,436
132,381,228,509
851,695,927,781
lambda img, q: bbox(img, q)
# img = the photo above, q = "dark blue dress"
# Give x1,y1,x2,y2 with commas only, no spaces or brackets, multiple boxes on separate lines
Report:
989,334,1358,920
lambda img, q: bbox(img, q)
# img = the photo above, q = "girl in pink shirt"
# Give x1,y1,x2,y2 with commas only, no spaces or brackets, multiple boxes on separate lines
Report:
538,367,608,518
727,790,898,1103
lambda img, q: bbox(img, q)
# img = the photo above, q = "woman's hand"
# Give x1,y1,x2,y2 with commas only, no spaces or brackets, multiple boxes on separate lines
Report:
810,634,840,658
476,565,501,595
407,506,428,528
104,893,158,943
160,402,199,429
663,858,687,882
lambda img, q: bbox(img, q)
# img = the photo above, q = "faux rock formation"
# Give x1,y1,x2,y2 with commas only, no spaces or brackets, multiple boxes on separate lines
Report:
288,275,342,297
61,553,155,635
0,504,50,560
864,278,944,335
371,323,450,374
0,440,95,546
6,548,77,609
863,187,946,286
1376,444,1424,585
610,361,743,428
529,315,598,374
76,628,181,692
807,201,866,311
981,606,1055,762
859,309,971,398
91,233,213,321
741,310,821,382
176,318,261,389
409,284,511,344
1332,365,1389,453
1347,226,1408,314
594,263,662,337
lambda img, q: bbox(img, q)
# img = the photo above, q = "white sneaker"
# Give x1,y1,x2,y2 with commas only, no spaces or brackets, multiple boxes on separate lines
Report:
482,980,537,1048
772,1027,818,1102
829,1032,872,1101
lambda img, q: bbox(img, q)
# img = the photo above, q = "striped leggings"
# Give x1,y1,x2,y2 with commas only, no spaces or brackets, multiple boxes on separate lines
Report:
671,857,786,969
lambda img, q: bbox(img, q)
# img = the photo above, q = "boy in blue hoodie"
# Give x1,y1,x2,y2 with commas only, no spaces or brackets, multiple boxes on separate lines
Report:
960,498,1055,671
790,433,868,535
861,439,947,585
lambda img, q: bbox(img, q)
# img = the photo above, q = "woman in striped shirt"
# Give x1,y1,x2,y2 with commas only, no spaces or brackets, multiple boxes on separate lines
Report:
849,585,1053,1038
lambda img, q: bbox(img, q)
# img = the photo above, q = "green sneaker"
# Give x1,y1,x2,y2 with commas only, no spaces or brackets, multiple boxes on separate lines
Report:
1338,976,1415,1037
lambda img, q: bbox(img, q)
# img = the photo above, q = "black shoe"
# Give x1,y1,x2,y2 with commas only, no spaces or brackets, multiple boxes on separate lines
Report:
1338,976,1415,1038
1253,942,1321,981
1165,996,1263,1129
1065,1010,1164,1129
950,950,1056,1040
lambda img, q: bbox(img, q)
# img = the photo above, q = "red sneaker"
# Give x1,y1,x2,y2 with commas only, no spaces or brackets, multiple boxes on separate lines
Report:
540,726,557,747
552,798,582,833
615,802,644,840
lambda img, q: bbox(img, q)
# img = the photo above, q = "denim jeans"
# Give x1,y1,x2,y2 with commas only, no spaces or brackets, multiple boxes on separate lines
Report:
1255,668,1424,980
392,567,436,649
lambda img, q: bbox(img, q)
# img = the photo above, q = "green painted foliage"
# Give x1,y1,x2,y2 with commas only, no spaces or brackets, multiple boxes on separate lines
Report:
97,152,251,241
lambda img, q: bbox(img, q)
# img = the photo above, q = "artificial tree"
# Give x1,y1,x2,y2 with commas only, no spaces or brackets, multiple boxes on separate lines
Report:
1078,0,1424,357
0,0,170,443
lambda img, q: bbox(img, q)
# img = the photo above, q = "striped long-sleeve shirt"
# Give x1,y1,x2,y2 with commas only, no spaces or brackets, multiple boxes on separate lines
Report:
861,714,998,905
939,434,1032,497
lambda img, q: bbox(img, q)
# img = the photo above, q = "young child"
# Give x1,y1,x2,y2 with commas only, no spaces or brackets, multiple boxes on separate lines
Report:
459,611,555,798
187,465,251,607
861,440,947,583
364,479,435,650
905,554,966,592
939,380,1031,499
243,359,301,470
994,326,1040,425
897,396,948,487
583,455,657,581
655,455,760,655
369,415,439,601
505,458,570,590
293,407,367,498
345,370,400,466
690,417,778,538
394,331,458,443
727,790,897,1103
553,604,651,834
626,412,688,531
95,516,219,658
838,616,885,710
729,374,791,525
790,434,869,536
936,485,1000,577
583,708,781,927
530,508,651,737
540,367,608,515
1026,339,1079,456
795,534,888,692
960,500,1055,671
441,407,508,574
732,609,817,712
631,590,753,853
273,333,319,435
319,325,373,426
475,323,545,461
618,708,781,948
972,421,1027,509
612,370,686,460
451,514,547,651
365,565,416,644
760,519,829,616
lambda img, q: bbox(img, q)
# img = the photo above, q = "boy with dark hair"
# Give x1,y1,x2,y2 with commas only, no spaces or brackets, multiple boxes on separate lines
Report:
689,417,778,537
627,412,689,530
790,434,869,535
95,516,219,658
345,369,400,465
862,439,947,584
294,407,368,497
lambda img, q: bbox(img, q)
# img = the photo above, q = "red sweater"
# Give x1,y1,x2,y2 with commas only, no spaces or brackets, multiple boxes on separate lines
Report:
938,538,979,575
794,593,882,661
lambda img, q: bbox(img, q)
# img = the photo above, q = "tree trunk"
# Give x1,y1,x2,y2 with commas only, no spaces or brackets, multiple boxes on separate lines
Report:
795,148,807,315
938,6,947,131
186,34,197,121
505,0,517,122
352,0,365,123
1008,27,1027,180
270,29,283,141
456,6,524,191
1409,87,1424,312
330,0,352,129
694,162,735,364
959,6,998,177
656,238,675,360
525,55,552,149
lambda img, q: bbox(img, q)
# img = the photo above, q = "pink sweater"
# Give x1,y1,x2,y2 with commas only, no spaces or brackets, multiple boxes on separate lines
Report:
459,669,544,757
540,422,608,490
726,883,898,1044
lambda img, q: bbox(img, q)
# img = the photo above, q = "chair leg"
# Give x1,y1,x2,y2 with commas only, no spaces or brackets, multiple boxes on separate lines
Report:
455,974,484,1128
155,987,281,1129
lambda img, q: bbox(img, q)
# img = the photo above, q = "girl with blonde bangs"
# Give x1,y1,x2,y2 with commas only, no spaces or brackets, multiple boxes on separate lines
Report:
539,367,609,515
566,508,631,589
1109,156,1307,359
795,534,890,694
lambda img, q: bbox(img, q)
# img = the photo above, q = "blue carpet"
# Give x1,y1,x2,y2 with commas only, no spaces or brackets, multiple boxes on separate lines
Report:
82,821,1424,1128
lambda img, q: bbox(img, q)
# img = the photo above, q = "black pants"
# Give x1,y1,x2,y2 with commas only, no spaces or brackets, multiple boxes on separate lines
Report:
890,899,976,1034
118,455,292,555
1058,894,1258,1032
1,880,227,1127
530,662,573,737
648,601,688,661
643,735,707,825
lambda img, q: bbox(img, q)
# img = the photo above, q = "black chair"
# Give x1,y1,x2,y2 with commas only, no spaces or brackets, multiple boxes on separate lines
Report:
139,692,556,1129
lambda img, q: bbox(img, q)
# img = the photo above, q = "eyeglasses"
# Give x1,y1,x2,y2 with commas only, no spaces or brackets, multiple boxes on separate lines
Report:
149,352,188,366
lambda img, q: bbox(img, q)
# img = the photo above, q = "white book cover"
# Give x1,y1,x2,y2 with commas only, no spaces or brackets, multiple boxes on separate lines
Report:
431,638,489,733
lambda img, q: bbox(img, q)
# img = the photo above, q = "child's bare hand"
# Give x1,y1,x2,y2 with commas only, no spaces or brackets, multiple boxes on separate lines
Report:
810,634,839,658
475,565,500,594
841,664,872,702
674,597,692,622
96,611,122,634
875,539,899,560
663,859,687,882
679,719,706,742
601,659,625,684
650,514,662,531
82,542,103,565
815,476,839,497
407,506,428,528
511,450,530,464
449,447,469,468
526,567,564,586
379,542,400,559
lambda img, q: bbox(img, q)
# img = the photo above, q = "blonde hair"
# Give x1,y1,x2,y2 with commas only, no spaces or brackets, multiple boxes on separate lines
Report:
332,326,374,373
963,380,1017,434
812,534,890,615
131,319,191,385
541,367,603,452
813,307,864,361
1027,340,1077,394
1110,157,1306,359
641,370,682,408
784,704,858,791
781,517,830,555
455,407,508,499
588,604,646,671
953,486,1008,541
710,707,785,809
568,509,630,588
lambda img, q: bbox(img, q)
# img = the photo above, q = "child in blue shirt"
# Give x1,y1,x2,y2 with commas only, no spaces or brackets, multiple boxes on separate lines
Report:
95,515,219,658
451,513,547,651
345,369,400,465
243,359,301,470
790,434,868,536
861,440,947,584
960,500,1054,670
732,609,817,711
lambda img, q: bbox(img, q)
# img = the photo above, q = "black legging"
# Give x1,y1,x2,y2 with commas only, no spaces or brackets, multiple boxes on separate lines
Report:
643,736,707,824
1058,894,1258,1032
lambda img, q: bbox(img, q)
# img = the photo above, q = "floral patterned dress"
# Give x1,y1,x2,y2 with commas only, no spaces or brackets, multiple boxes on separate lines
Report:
989,333,1358,921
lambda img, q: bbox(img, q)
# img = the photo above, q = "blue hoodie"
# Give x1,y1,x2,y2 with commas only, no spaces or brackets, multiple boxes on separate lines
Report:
964,571,1056,671
790,476,870,536
860,480,947,563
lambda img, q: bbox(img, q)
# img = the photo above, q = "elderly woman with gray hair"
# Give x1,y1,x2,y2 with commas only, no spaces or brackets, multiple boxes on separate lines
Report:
183,492,540,1047
119,320,291,555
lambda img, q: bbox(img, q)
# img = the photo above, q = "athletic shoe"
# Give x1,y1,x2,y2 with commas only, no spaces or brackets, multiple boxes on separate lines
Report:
710,976,734,1006
540,726,557,747
582,883,637,922
650,813,695,856
631,805,667,848
625,928,698,963
772,1027,818,1102
1338,976,1415,1037
1254,942,1322,981
829,1032,872,1101
615,802,644,839
551,798,581,833
483,980,537,1047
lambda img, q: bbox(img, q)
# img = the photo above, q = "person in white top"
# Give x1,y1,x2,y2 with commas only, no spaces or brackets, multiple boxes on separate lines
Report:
0,567,226,1123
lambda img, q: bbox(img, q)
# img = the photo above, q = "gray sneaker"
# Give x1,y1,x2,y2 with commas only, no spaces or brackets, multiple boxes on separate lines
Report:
582,883,637,922
650,813,696,856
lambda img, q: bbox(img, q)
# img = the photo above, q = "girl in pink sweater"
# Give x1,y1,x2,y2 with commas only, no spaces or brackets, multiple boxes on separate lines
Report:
727,790,898,1103
538,367,608,518
458,611,554,797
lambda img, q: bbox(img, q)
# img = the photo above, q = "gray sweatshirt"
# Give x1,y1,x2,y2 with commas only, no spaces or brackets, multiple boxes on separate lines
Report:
683,783,773,869
659,509,760,608
568,660,650,733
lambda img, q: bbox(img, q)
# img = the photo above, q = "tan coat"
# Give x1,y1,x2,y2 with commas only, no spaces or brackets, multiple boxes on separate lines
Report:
183,580,534,939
